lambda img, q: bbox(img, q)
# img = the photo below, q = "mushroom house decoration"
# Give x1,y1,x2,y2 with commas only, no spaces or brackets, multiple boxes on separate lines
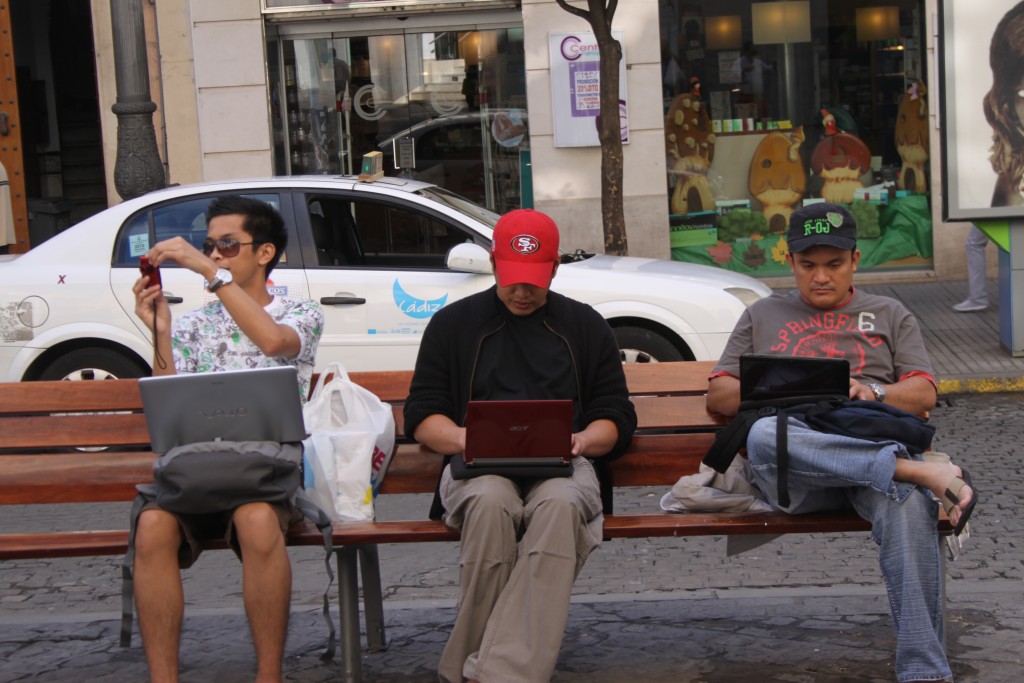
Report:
665,91,717,215
748,127,807,233
811,108,872,203
895,82,929,193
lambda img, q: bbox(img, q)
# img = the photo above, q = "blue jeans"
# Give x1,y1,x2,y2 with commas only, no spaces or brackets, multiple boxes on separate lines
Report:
746,416,952,683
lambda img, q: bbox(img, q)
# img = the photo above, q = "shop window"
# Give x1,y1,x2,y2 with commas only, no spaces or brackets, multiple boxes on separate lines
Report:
659,0,932,276
267,26,531,214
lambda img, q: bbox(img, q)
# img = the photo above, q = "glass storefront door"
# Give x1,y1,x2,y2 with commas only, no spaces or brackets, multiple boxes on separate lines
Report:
267,25,529,214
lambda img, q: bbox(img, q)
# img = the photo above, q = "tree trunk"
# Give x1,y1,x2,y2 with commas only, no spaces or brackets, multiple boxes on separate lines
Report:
556,0,628,255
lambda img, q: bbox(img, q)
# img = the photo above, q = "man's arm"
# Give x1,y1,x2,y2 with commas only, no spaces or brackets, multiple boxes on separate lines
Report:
571,419,618,457
133,273,175,375
706,374,741,417
147,236,302,359
212,280,302,358
850,375,936,415
412,413,466,455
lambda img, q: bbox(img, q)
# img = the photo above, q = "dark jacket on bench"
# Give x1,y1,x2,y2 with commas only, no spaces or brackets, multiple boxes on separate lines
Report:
405,286,638,519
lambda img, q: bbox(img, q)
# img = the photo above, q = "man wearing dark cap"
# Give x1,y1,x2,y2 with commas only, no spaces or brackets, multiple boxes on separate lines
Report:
404,208,636,683
706,202,974,683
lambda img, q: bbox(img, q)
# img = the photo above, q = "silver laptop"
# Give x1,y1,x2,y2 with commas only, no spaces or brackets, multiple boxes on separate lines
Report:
139,366,308,453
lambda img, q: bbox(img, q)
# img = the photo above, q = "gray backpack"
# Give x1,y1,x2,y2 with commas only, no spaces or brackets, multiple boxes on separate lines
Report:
120,440,337,658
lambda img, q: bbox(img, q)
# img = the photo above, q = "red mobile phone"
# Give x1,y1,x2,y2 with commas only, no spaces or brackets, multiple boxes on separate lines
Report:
139,256,162,287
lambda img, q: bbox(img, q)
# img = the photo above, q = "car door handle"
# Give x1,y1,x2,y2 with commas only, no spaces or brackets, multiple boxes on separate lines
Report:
321,296,366,305
164,295,184,304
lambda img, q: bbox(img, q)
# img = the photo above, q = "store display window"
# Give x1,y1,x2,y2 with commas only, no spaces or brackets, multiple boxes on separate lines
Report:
659,1,932,276
266,27,529,214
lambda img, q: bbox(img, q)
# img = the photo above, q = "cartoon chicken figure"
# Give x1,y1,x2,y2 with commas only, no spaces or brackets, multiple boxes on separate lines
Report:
748,127,806,233
811,108,872,204
665,91,716,215
895,82,929,193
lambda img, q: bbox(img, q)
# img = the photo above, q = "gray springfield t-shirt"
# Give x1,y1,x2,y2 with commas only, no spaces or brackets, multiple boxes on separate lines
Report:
713,288,935,385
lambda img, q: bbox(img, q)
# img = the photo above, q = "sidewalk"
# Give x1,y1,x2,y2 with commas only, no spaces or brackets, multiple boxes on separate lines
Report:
2,583,1021,681
859,278,1024,394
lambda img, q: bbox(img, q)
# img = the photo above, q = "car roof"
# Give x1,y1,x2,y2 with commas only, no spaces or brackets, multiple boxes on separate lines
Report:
136,175,440,203
377,110,527,147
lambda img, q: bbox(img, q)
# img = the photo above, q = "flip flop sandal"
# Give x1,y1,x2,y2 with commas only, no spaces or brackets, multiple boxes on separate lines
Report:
942,468,978,537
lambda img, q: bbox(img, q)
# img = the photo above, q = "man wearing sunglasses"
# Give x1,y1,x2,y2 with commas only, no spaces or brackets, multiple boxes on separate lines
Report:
131,195,323,683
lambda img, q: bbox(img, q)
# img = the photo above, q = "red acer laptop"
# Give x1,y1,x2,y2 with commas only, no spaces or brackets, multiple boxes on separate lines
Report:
462,399,574,469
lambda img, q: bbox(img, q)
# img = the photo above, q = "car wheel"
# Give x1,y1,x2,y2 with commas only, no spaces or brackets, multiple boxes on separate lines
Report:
38,348,149,381
614,326,687,364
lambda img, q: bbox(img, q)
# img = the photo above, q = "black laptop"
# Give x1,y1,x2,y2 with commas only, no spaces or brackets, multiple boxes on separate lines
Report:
739,354,851,403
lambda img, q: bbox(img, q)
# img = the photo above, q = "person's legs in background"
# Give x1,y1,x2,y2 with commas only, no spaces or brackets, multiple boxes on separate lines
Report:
954,225,991,312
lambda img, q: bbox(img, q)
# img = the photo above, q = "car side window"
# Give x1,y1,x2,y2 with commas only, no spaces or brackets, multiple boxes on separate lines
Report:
114,193,283,266
305,194,475,269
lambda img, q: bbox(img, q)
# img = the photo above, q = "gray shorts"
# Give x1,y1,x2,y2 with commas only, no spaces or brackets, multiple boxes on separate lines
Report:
140,500,301,568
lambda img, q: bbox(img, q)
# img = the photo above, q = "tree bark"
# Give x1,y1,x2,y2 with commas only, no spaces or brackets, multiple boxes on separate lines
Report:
556,0,628,255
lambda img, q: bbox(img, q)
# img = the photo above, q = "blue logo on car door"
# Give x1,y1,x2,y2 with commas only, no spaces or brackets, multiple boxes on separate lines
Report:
393,279,448,319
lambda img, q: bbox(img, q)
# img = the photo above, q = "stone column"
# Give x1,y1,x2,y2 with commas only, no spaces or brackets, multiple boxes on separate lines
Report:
110,0,165,200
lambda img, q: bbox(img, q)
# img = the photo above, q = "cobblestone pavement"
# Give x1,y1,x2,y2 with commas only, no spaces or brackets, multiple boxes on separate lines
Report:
1,392,1022,681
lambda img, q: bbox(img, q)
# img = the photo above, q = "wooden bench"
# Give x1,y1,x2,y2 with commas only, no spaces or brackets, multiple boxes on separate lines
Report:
0,361,951,683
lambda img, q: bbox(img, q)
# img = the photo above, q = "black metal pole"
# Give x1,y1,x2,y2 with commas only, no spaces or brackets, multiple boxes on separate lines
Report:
110,0,165,200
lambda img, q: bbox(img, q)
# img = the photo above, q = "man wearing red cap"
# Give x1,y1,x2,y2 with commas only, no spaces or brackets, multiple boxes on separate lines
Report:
405,208,637,683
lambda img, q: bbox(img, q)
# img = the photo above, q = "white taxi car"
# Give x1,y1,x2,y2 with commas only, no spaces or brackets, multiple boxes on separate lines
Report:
0,176,771,381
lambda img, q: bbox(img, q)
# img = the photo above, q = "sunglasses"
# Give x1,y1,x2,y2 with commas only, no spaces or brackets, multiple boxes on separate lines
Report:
201,237,261,257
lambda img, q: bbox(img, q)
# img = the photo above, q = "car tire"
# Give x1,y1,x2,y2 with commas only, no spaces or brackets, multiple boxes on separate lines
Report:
38,348,149,381
614,326,687,364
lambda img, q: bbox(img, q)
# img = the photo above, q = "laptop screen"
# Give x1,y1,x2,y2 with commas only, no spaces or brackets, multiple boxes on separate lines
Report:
138,366,308,453
463,399,573,465
739,354,850,402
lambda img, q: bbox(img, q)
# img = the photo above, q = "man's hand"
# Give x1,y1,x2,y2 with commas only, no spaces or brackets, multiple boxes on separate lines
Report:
132,272,171,331
144,236,218,281
849,378,876,401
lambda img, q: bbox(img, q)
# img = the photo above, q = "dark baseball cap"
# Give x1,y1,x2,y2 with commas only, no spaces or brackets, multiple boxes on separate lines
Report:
786,203,858,253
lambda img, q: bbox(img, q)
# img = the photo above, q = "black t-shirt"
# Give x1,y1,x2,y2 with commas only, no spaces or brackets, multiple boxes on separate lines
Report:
472,295,577,405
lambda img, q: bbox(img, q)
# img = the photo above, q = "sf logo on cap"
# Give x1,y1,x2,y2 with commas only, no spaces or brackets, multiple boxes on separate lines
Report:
511,234,540,254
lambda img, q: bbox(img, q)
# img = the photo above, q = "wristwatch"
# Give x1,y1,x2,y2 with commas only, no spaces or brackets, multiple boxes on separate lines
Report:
867,382,887,402
206,268,233,293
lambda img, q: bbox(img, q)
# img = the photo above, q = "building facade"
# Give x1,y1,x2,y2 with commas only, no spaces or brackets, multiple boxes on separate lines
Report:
9,0,980,283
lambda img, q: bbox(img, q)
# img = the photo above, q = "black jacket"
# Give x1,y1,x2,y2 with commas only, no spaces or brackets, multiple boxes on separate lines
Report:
404,286,637,519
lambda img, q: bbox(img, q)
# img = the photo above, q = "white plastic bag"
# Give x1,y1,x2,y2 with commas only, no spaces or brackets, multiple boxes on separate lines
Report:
301,362,396,522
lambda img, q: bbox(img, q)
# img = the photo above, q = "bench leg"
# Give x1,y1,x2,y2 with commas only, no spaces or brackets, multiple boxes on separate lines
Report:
336,546,363,683
939,536,948,651
358,544,388,652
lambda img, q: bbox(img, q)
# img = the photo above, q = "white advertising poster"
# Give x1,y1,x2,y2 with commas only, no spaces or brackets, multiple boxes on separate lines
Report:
549,31,629,148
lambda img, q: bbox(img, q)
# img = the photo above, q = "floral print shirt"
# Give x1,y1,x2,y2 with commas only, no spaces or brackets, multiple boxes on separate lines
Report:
171,296,324,401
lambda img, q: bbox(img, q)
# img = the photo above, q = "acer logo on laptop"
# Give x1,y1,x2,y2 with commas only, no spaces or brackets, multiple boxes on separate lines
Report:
509,424,529,432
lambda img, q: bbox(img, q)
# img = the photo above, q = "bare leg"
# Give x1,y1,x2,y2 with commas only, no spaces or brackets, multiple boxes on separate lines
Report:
133,508,185,683
233,503,291,683
894,458,974,529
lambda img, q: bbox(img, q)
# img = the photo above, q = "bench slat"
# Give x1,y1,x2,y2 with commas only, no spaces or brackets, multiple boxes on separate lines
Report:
0,380,144,414
0,452,154,504
0,504,952,561
620,360,715,395
2,413,151,450
632,395,724,430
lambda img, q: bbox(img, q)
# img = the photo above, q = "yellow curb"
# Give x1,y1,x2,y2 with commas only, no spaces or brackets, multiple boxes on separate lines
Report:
937,376,1024,395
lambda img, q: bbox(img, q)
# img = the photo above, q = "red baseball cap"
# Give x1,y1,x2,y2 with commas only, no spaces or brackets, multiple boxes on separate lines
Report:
490,209,560,288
